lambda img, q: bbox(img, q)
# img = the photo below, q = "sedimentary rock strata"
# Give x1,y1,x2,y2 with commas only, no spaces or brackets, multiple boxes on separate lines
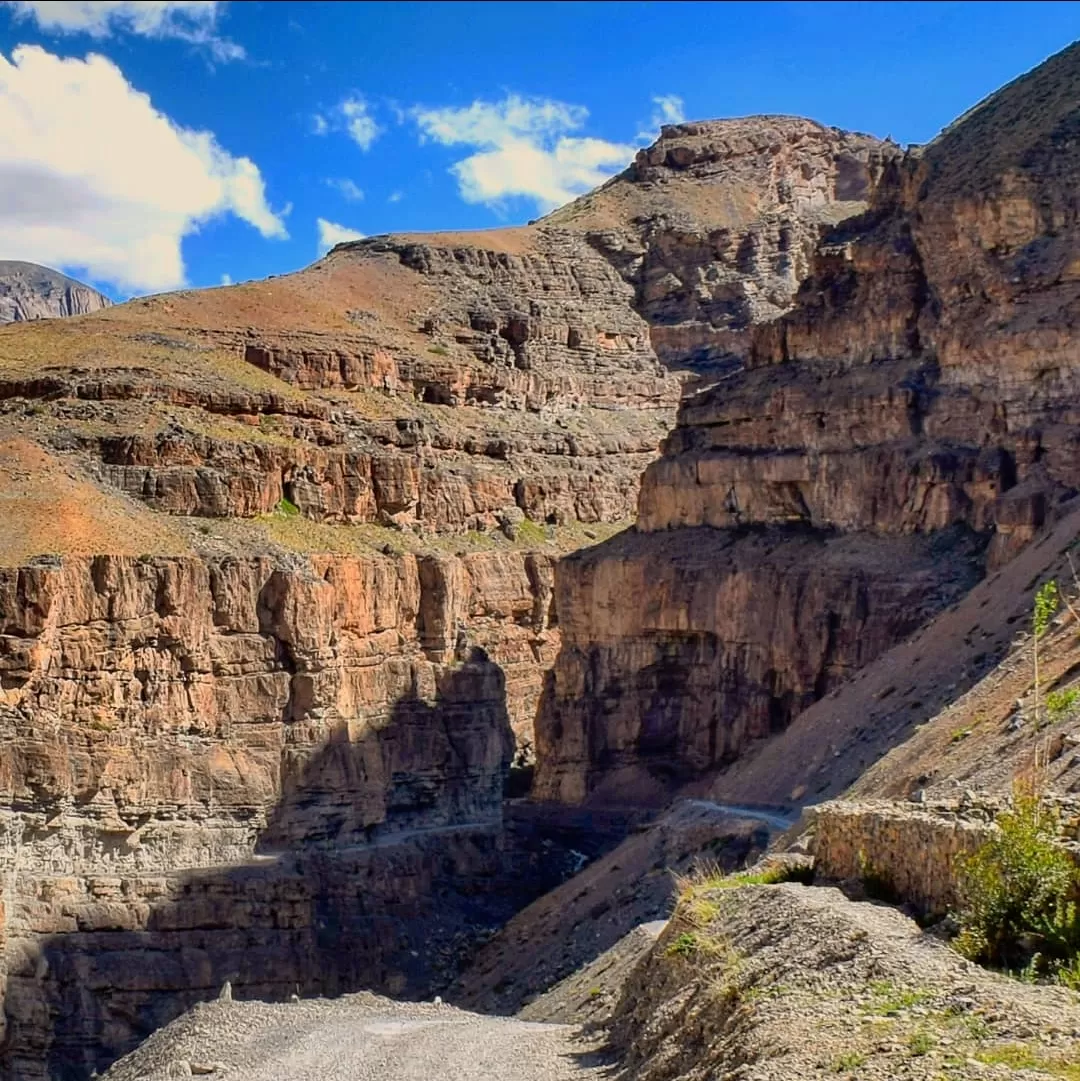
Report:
0,114,888,1078
534,42,1080,806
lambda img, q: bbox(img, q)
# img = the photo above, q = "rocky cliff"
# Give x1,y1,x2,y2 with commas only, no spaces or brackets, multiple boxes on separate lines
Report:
548,116,895,373
534,41,1080,806
0,263,111,325
0,117,884,1078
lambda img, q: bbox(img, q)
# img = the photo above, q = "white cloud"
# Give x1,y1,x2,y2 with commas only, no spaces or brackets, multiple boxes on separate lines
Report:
6,1,244,61
317,217,364,253
0,45,286,292
326,177,363,201
310,95,381,150
411,94,634,213
636,94,687,144
220,272,232,285
388,190,403,203
340,96,379,150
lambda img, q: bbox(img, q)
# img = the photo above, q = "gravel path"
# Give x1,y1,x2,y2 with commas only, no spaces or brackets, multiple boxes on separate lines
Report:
102,993,608,1081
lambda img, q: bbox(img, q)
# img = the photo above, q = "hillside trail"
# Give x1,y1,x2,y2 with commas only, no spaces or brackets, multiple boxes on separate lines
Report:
101,994,608,1081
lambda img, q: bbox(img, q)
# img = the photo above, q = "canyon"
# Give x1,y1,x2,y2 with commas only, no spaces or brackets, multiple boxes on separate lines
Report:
5,38,1080,1081
0,116,890,1078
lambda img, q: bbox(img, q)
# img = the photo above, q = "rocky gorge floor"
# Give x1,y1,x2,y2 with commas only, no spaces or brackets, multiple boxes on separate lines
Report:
101,879,1080,1081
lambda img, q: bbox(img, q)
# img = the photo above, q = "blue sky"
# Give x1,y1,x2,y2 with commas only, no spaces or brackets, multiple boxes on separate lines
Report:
0,1,1078,299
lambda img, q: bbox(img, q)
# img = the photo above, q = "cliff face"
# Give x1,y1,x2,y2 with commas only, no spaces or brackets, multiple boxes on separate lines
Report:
0,262,111,324
533,42,1080,805
0,117,887,1078
548,116,896,373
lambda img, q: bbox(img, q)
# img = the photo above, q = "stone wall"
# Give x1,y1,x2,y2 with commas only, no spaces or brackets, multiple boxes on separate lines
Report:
810,797,1080,917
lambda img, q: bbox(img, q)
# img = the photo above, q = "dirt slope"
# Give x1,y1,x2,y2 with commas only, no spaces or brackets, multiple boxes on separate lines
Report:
610,882,1080,1081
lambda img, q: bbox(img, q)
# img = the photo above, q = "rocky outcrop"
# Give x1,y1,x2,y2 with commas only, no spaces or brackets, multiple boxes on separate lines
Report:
533,526,982,804
547,117,898,372
0,262,110,325
534,42,1080,806
811,796,1080,918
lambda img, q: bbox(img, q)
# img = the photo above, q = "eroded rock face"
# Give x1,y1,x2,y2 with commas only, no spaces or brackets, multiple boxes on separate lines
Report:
0,113,904,1078
0,551,561,840
0,262,111,325
533,526,982,804
534,42,1080,805
0,549,567,1077
547,116,898,372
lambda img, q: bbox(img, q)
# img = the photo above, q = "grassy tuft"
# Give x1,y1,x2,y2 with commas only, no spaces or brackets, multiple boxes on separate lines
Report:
1047,687,1080,723
832,1051,866,1073
975,1043,1080,1079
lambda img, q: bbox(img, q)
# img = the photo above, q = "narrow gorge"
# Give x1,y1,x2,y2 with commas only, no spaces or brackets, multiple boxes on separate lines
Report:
5,38,1080,1081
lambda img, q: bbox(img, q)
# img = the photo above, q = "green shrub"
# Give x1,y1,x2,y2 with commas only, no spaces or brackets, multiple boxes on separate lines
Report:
666,931,699,958
1046,687,1080,723
428,344,449,356
954,790,1080,974
275,496,300,517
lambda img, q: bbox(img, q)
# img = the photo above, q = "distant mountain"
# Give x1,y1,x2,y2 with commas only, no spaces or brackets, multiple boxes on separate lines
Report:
0,260,111,324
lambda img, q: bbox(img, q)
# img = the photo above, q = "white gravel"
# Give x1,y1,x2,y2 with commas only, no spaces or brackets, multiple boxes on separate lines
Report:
101,992,608,1081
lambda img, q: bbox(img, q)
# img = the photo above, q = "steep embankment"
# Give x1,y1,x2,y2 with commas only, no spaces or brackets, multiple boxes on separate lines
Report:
535,40,1080,809
0,262,111,325
607,882,1080,1081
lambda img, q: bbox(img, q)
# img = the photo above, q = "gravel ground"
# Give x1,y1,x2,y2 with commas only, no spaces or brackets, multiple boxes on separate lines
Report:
101,993,608,1081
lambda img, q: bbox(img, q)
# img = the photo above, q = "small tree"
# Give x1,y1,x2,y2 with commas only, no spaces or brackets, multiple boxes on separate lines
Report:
1032,580,1059,727
954,782,1079,974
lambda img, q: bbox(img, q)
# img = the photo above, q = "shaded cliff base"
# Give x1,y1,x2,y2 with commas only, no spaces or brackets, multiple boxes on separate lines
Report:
694,498,1080,809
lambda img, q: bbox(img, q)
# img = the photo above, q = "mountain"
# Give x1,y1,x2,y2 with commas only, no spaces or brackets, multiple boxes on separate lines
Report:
0,260,111,324
536,40,1080,806
0,118,882,1079
5,39,1080,1081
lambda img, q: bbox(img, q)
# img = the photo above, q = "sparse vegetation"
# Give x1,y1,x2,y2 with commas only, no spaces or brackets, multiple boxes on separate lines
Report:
679,861,814,899
275,496,301,517
427,343,449,356
953,784,1080,977
863,980,934,1016
974,1043,1080,1079
1047,687,1080,723
907,1029,936,1056
832,1051,866,1072
514,518,549,546
666,931,700,958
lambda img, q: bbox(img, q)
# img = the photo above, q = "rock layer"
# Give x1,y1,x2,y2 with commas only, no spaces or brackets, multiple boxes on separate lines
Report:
547,116,897,372
534,42,1080,805
0,112,898,1078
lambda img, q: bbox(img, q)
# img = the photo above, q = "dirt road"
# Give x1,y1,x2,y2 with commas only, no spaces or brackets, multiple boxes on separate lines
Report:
102,993,607,1081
